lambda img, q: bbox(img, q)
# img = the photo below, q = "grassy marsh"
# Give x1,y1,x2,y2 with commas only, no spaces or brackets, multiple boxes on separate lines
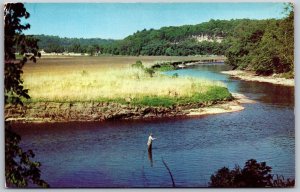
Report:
22,56,231,107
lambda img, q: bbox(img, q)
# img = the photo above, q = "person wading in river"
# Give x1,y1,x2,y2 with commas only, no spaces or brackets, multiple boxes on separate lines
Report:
147,133,156,151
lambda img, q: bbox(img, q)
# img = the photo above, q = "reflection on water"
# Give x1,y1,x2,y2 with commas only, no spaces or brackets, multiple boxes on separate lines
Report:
148,150,153,167
12,63,294,187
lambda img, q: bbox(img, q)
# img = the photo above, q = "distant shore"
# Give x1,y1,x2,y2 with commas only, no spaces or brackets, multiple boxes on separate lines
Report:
221,70,294,86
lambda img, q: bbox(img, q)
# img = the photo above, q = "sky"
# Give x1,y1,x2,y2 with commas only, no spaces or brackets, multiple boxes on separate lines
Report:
23,3,287,39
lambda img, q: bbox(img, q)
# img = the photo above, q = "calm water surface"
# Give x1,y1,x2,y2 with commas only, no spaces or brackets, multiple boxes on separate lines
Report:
12,64,295,187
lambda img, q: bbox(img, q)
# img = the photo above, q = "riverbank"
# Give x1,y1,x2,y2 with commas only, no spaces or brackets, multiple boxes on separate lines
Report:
5,93,251,123
152,59,224,71
221,70,294,86
187,93,254,116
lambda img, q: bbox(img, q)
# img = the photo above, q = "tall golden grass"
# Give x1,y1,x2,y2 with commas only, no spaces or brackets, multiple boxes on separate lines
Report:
24,67,226,102
22,56,227,103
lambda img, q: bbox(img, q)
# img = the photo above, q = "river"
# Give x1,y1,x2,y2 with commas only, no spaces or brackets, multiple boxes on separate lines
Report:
12,63,295,187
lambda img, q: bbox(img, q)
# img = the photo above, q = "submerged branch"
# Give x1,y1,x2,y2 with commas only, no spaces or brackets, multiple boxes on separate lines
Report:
162,157,176,187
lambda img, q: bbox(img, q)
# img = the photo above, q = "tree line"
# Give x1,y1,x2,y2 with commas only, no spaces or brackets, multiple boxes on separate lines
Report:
31,34,115,54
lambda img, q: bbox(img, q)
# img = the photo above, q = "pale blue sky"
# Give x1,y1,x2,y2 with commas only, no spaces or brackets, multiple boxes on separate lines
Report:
23,3,286,39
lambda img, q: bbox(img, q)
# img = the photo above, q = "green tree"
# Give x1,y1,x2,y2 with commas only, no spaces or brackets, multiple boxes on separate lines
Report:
4,3,49,188
271,3,294,75
225,4,294,76
249,6,294,76
165,47,175,56
87,45,96,56
249,21,282,75
210,159,294,187
4,3,40,105
224,19,268,70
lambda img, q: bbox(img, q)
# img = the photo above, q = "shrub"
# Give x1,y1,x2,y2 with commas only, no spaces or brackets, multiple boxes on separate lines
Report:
209,159,295,188
144,68,155,77
131,60,144,69
155,63,175,71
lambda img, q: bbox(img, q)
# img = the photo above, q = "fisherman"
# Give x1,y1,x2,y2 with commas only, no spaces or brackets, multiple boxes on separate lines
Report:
147,133,156,151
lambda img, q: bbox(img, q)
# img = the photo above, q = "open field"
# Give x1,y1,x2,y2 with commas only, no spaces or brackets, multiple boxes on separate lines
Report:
23,55,225,73
22,56,230,106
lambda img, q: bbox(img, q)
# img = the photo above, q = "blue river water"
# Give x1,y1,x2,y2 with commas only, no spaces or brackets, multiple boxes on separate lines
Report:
12,64,295,187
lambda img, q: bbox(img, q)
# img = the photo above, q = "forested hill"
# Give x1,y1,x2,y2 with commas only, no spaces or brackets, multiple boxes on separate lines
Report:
125,19,236,43
102,19,250,56
32,35,115,53
33,19,248,55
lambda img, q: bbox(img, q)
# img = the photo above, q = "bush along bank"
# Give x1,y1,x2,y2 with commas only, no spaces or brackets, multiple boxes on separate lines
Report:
151,59,225,71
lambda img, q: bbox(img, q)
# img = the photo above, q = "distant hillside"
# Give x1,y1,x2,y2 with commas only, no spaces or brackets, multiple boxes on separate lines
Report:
101,19,262,56
31,19,252,56
125,19,236,42
32,35,116,53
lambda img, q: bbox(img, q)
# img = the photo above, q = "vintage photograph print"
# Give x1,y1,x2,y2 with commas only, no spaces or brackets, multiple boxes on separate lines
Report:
4,2,294,188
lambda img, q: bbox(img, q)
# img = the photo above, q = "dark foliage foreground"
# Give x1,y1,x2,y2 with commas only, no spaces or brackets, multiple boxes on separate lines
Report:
4,3,49,188
210,159,295,188
5,123,49,188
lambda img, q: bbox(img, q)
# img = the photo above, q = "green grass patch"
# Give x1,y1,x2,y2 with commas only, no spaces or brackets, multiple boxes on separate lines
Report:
130,86,232,107
131,96,176,107
176,86,232,105
131,86,232,107
22,86,232,108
